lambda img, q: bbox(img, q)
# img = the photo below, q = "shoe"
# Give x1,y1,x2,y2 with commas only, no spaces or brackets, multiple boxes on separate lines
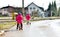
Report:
30,23,31,25
19,28,21,30
20,28,23,30
16,28,18,30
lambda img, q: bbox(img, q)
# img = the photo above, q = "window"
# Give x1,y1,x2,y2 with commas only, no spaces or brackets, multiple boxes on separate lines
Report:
4,9,6,11
37,9,39,11
4,8,7,11
33,7,35,10
30,7,32,10
0,13,2,15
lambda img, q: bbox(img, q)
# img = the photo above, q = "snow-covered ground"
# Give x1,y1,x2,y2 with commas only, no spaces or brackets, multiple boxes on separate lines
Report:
4,19,60,37
29,19,60,37
50,19,60,37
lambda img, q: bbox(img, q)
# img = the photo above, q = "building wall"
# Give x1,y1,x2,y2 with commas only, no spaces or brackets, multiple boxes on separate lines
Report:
0,8,12,16
27,3,44,17
28,4,41,13
2,9,8,15
0,9,2,13
0,4,45,17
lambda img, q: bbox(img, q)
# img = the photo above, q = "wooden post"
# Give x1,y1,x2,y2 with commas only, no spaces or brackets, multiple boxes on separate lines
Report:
12,11,14,20
22,0,24,16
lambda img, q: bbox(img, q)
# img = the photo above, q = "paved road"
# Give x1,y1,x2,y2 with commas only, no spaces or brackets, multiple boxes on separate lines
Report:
2,19,60,37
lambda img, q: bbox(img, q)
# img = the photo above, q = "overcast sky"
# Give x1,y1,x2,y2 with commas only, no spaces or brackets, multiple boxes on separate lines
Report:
0,0,60,10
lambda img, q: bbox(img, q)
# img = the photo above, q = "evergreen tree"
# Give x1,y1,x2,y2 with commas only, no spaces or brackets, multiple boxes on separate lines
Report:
47,1,57,17
47,3,52,17
48,3,51,10
51,2,54,16
53,1,57,16
51,1,57,16
51,2,54,10
54,1,57,9
58,7,60,16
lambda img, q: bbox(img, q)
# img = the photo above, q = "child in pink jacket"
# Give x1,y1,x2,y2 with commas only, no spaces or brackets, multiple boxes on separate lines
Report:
26,14,31,25
16,13,23,30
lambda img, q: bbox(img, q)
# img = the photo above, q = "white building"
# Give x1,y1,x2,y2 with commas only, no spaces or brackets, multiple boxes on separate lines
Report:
0,6,14,16
25,2,45,17
0,2,45,17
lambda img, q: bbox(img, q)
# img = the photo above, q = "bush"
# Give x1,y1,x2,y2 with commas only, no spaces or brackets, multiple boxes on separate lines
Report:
2,14,8,16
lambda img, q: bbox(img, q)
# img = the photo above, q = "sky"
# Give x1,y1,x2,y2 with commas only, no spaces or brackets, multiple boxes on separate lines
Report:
0,0,60,10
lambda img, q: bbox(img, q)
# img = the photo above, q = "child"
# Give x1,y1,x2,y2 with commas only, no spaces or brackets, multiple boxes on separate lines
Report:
16,13,23,30
26,14,31,25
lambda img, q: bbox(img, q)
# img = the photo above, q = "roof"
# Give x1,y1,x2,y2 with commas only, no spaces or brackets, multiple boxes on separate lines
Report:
13,7,22,12
0,2,44,11
26,2,44,11
1,5,14,9
0,5,22,9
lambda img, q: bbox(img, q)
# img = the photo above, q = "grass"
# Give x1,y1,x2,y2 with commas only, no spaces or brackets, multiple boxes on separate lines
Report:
30,17,60,21
0,17,60,30
23,17,60,23
0,22,16,30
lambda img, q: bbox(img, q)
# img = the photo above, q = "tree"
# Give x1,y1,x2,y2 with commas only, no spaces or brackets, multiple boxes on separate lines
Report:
48,3,51,10
54,1,57,9
50,2,54,16
51,2,54,10
53,1,57,16
51,1,57,16
58,7,60,16
47,3,52,17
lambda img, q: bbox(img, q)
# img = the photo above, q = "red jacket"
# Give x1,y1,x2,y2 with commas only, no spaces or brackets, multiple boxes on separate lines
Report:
26,14,31,20
16,14,23,24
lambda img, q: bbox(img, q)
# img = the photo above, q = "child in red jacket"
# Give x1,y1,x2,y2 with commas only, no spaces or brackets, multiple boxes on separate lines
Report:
16,13,23,30
26,14,31,25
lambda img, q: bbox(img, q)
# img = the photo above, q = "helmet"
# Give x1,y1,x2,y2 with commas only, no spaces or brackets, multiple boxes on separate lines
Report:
18,12,22,15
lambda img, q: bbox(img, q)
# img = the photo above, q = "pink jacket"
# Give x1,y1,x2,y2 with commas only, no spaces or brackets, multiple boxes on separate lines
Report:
16,14,23,24
26,14,31,20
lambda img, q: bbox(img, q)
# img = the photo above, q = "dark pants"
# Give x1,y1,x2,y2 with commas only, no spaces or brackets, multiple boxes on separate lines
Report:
16,23,19,29
20,23,23,29
17,23,23,29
